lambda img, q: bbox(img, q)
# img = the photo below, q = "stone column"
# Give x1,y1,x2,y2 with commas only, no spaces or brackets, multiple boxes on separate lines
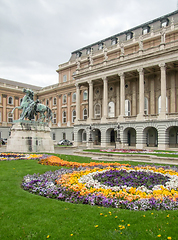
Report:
58,95,62,127
14,97,19,120
159,63,167,119
137,68,144,120
2,94,7,125
76,83,80,121
88,80,93,121
116,82,120,117
102,76,108,121
118,72,125,121
67,93,71,126
132,81,137,116
150,76,155,114
170,71,176,113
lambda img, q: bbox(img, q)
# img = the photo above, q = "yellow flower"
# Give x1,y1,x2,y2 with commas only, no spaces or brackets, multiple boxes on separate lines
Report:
143,215,145,217
115,216,118,218
127,224,130,226
100,213,103,215
167,237,172,240
167,214,169,217
157,234,161,237
95,225,98,228
70,234,73,236
105,215,107,217
46,235,50,239
151,213,154,215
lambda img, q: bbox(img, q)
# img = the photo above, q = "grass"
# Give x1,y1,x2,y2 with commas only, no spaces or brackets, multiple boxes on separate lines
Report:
0,155,178,240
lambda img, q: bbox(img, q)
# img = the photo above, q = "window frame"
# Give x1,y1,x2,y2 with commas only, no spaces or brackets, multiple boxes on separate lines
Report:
94,104,101,118
63,95,67,104
83,108,88,120
72,93,76,102
72,109,76,123
83,90,88,101
62,111,67,123
8,112,13,123
63,75,67,83
53,112,57,124
125,99,131,116
108,101,115,118
8,96,13,105
53,97,57,105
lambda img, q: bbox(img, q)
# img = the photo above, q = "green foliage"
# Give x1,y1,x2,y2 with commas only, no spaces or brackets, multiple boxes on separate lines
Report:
0,158,178,239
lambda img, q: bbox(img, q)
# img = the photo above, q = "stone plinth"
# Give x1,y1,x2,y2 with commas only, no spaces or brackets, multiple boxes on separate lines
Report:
7,121,54,153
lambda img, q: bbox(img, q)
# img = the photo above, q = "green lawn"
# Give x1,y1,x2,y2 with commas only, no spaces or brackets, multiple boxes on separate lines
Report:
0,155,178,240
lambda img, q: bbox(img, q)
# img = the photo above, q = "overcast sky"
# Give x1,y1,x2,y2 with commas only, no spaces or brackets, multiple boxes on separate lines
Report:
0,0,178,87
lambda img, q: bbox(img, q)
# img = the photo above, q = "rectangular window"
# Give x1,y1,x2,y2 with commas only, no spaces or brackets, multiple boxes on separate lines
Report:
126,32,133,40
63,75,67,82
63,132,66,139
53,113,57,124
52,133,56,140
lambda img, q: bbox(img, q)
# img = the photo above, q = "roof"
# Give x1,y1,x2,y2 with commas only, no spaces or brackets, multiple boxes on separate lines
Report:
0,78,42,91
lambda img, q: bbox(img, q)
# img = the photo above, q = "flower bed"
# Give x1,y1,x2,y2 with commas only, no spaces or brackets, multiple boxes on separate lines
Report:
0,153,43,161
22,155,178,210
100,149,178,155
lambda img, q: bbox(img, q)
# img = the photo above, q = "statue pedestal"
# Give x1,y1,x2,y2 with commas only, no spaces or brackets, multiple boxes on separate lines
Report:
7,121,54,153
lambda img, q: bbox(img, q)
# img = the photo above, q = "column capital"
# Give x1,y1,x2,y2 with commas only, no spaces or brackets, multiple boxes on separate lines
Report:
58,94,62,98
137,68,144,74
2,94,7,98
118,72,124,78
102,76,107,82
68,92,71,96
15,96,19,100
75,83,80,88
88,79,93,85
159,62,166,68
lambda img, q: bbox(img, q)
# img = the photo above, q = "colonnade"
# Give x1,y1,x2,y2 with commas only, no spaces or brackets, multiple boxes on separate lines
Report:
75,63,167,122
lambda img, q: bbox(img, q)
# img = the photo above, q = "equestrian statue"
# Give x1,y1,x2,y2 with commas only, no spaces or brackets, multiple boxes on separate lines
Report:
11,89,53,122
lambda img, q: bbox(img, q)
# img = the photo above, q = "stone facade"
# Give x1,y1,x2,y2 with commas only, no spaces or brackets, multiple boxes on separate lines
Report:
1,10,178,150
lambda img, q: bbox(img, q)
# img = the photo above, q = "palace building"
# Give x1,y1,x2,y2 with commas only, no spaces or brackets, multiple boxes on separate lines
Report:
1,10,178,149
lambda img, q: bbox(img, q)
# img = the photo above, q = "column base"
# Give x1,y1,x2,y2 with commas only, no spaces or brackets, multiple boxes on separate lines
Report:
136,114,144,121
118,115,125,122
136,143,144,149
115,142,122,149
87,141,94,149
158,112,166,120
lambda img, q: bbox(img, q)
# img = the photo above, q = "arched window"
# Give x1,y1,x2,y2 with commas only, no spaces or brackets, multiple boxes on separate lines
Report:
83,90,88,100
62,111,67,123
72,110,76,123
108,101,115,117
8,97,13,105
72,93,76,102
94,104,101,118
53,97,57,105
83,108,88,120
158,96,168,114
144,97,148,115
63,95,67,104
8,112,13,123
125,100,131,116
